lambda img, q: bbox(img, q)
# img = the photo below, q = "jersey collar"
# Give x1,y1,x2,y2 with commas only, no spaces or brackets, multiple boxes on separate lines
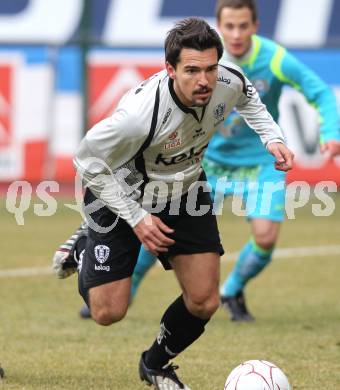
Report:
168,78,206,122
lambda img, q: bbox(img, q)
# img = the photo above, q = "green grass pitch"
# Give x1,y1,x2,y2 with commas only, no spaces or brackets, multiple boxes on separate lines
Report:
0,194,339,389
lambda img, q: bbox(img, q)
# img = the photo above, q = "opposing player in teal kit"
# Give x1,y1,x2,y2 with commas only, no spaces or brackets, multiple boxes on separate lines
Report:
209,0,340,321
79,0,340,320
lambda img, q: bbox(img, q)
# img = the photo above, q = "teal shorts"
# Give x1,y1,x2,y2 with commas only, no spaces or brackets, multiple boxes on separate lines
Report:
203,158,286,222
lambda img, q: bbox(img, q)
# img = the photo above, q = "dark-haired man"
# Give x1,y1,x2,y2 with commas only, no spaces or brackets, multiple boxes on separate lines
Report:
54,17,293,389
133,0,340,323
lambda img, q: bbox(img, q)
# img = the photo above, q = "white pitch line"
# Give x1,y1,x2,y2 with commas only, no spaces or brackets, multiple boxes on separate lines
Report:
0,245,340,278
223,244,340,262
0,266,52,278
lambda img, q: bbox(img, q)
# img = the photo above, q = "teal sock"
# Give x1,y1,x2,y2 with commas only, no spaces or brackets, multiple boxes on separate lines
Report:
131,246,157,300
220,238,274,297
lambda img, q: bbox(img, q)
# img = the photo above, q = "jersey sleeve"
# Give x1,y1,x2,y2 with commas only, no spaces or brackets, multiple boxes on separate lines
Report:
74,100,150,228
234,73,285,146
277,48,340,143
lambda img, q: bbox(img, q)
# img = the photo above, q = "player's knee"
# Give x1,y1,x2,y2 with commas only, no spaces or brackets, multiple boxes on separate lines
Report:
186,291,220,318
254,231,277,250
91,306,127,326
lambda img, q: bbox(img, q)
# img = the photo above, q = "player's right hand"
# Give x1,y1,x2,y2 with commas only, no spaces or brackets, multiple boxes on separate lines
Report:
133,214,175,256
267,142,294,171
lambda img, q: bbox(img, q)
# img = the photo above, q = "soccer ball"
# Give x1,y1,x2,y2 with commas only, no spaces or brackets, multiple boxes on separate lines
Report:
224,360,291,390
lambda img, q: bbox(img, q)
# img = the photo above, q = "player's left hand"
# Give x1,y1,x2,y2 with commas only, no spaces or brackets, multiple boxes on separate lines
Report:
320,140,340,159
267,142,294,172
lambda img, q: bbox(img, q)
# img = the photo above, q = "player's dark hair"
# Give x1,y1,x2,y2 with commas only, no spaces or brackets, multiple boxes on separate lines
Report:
165,17,223,68
215,0,258,22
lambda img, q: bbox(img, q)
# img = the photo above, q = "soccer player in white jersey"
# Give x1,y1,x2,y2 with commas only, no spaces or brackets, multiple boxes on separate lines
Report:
53,18,293,389
114,0,340,323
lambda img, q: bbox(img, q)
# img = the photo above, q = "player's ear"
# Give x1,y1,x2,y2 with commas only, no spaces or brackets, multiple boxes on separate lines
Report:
166,61,176,79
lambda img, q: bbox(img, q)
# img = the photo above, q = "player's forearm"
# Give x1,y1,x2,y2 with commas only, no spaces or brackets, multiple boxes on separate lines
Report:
74,160,148,228
237,95,285,146
283,60,340,143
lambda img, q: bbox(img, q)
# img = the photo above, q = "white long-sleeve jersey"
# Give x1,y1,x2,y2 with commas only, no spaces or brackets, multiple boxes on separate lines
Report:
74,63,284,228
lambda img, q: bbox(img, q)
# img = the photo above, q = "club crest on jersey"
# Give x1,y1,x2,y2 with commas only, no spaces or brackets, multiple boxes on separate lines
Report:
213,102,225,126
94,245,110,263
164,130,181,149
214,103,226,119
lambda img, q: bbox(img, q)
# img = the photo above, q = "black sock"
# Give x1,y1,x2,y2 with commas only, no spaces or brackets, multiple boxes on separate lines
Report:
145,295,210,369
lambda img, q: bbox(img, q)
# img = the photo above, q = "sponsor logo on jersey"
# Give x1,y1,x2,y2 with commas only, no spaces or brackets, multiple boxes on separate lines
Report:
164,130,181,149
193,127,206,139
156,144,208,165
162,108,172,125
95,264,111,272
94,244,110,263
217,76,231,84
168,131,178,140
246,84,253,98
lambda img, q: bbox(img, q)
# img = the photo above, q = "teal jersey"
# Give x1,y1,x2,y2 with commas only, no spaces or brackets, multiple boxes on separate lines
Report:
205,35,340,167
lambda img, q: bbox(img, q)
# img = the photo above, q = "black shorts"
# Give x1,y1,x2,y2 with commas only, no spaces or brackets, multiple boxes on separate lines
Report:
78,179,224,302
